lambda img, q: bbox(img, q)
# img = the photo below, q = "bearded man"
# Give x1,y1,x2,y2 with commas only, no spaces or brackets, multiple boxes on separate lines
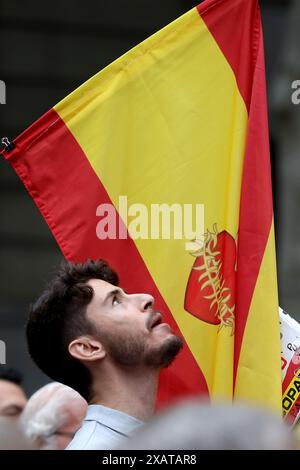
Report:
26,259,183,450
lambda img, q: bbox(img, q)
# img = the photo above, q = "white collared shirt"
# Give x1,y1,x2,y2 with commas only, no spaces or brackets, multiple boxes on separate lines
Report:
65,404,144,450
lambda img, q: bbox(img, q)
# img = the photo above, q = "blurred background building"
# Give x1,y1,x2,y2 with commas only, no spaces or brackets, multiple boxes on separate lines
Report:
0,0,298,394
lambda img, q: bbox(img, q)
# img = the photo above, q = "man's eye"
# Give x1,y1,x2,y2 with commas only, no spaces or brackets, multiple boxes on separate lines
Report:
112,296,121,306
2,406,22,417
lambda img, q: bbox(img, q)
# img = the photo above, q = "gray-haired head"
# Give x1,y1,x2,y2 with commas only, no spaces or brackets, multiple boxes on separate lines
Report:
119,399,296,450
21,382,87,450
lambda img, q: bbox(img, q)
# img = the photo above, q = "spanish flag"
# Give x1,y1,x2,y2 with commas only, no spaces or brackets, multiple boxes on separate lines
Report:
1,0,281,412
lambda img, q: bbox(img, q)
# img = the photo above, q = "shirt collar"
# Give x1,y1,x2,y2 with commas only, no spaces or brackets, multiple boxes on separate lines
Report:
84,404,144,436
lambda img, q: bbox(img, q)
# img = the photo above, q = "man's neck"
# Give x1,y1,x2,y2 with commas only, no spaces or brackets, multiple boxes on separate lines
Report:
89,365,159,422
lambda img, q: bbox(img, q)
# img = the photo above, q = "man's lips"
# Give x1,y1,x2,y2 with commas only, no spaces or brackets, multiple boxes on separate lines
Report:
155,322,172,330
147,312,164,331
147,312,172,332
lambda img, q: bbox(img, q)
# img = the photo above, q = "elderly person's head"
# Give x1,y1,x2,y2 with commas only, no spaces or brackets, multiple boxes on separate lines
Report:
21,382,87,450
0,367,27,421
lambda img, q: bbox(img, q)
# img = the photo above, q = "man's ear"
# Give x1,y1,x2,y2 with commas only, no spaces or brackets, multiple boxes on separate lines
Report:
68,336,106,363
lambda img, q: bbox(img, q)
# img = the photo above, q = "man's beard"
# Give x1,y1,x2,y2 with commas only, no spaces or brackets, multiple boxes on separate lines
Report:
144,336,184,368
100,331,183,369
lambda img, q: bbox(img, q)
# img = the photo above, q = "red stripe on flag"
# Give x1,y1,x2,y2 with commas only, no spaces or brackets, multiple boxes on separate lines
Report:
2,108,208,406
197,0,274,386
197,0,260,112
233,29,273,386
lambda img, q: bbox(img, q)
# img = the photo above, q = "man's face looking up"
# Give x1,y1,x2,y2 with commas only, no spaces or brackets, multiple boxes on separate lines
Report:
84,279,183,369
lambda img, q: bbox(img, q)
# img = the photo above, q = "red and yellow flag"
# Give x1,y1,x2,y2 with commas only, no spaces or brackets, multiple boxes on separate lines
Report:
2,0,281,412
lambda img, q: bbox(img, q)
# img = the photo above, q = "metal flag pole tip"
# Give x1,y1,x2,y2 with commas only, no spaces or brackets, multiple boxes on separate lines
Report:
1,137,16,153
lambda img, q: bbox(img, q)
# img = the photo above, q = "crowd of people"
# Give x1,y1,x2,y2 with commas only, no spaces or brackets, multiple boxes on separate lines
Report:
0,259,298,450
0,365,297,450
0,366,87,449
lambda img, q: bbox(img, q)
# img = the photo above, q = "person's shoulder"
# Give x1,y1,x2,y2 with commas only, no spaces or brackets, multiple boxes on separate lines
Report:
65,419,126,450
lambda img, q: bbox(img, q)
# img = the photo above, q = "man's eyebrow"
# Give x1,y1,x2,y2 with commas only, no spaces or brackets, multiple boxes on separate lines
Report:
103,288,126,304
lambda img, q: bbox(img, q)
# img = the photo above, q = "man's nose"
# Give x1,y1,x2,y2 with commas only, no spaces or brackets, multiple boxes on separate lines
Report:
132,293,154,311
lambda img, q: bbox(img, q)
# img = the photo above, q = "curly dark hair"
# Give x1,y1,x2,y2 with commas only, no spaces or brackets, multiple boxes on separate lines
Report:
26,259,118,401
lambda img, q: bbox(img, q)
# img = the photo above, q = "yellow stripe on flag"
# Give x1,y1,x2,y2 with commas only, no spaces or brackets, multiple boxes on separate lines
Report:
234,222,281,413
55,8,248,397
